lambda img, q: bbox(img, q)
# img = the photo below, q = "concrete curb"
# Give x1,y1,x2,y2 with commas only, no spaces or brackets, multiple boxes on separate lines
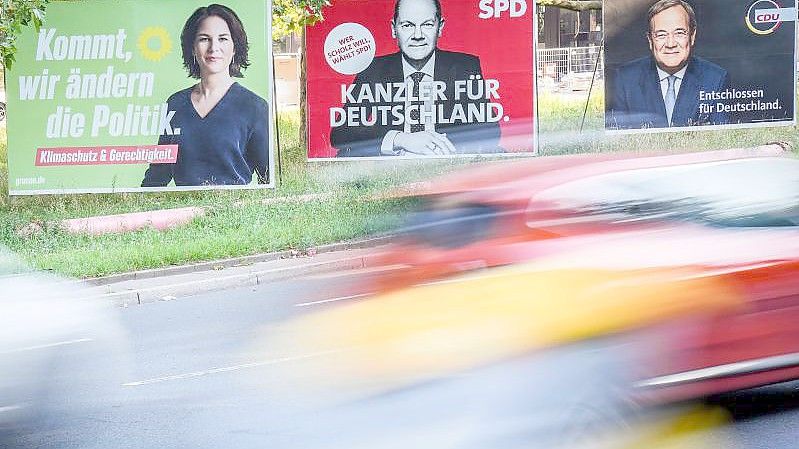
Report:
87,236,393,286
102,252,373,307
85,236,394,307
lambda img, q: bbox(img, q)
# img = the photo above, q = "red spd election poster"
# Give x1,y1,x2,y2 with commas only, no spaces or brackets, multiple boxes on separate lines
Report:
306,0,536,159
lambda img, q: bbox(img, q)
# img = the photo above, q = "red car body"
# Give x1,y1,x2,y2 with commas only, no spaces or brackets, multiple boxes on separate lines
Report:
364,147,799,402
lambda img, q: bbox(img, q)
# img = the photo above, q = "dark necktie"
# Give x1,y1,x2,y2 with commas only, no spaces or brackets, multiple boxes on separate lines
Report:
409,71,425,133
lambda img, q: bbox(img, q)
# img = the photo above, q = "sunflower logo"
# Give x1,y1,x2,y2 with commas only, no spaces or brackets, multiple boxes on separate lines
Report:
137,26,173,62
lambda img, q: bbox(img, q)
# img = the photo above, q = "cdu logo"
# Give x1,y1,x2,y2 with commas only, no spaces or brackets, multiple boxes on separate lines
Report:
746,0,797,35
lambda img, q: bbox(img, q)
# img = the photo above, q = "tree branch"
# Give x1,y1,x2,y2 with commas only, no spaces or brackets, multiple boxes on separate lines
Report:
537,0,602,11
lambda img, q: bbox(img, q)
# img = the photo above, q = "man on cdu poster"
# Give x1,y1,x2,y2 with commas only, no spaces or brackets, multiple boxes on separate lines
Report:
331,0,502,157
605,0,796,132
607,0,730,129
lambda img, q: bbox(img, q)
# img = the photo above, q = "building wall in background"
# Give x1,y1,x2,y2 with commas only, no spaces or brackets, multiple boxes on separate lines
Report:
274,34,300,108
537,6,602,49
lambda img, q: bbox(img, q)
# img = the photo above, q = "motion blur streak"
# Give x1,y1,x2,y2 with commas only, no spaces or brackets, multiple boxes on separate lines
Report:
247,150,797,448
0,247,127,436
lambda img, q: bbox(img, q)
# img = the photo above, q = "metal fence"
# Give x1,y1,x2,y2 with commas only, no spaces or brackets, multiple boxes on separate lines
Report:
537,46,603,82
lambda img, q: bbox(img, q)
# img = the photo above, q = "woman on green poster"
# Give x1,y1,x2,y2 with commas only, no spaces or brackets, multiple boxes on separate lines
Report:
142,3,269,187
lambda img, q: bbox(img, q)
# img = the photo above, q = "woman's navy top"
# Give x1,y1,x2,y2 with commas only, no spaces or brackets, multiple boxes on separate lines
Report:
142,82,269,187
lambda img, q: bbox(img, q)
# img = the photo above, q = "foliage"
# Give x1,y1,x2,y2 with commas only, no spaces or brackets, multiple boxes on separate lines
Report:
0,0,48,68
0,0,331,68
273,0,330,40
0,111,453,277
0,0,604,68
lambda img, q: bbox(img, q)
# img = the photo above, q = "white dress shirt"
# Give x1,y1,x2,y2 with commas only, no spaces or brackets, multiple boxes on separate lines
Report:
656,65,687,103
380,54,437,155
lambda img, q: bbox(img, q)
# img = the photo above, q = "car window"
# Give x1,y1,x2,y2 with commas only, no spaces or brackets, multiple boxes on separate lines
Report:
399,203,500,248
532,158,799,227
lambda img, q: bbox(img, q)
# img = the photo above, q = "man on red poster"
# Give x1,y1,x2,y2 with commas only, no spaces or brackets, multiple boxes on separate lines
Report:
331,0,503,157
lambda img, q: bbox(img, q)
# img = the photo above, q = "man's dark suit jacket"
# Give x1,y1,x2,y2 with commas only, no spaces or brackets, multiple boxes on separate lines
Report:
332,50,502,157
606,56,730,130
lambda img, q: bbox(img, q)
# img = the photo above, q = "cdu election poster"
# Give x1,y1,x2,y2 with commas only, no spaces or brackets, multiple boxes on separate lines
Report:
604,0,797,132
6,0,274,195
305,0,536,159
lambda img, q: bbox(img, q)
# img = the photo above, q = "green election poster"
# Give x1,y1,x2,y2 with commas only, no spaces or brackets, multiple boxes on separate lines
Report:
6,0,274,194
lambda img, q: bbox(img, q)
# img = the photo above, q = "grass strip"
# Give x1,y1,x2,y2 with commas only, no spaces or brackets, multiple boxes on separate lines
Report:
0,92,796,277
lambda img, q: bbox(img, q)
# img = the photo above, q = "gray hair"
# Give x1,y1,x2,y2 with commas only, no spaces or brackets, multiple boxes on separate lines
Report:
648,0,697,32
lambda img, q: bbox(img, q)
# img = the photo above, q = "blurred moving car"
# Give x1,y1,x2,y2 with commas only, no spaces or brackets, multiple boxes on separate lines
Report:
370,148,799,399
256,148,799,448
373,148,795,283
0,248,125,433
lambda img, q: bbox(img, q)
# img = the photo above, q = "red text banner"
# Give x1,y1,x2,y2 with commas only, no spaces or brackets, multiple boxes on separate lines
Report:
35,145,179,166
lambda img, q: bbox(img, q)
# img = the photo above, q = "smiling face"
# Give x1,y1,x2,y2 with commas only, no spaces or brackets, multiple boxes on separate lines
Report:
193,15,235,78
392,0,444,65
647,5,696,74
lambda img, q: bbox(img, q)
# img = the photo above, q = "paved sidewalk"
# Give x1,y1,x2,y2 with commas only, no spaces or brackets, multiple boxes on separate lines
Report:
83,242,387,307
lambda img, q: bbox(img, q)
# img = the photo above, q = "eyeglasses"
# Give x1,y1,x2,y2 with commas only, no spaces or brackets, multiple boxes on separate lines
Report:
650,29,690,43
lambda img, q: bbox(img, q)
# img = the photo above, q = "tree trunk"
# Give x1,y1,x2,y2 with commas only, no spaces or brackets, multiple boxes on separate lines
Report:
299,28,308,156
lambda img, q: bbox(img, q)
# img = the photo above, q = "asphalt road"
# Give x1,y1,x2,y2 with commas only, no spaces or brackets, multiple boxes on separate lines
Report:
3,269,799,449
3,269,375,449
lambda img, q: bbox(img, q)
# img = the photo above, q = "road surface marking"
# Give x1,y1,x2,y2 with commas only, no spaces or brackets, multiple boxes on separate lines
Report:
0,405,23,413
122,350,340,387
294,292,373,307
1,338,93,354
419,277,470,287
302,265,408,280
